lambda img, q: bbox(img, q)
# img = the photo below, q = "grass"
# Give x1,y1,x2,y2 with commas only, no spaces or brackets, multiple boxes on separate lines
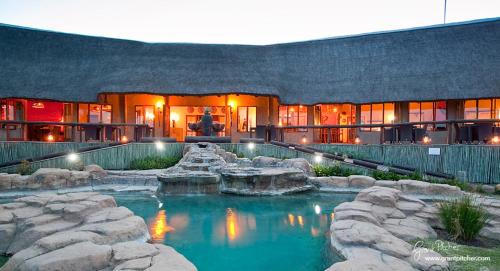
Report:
313,164,362,177
0,256,8,268
129,156,181,170
16,160,34,175
411,239,500,271
438,196,489,242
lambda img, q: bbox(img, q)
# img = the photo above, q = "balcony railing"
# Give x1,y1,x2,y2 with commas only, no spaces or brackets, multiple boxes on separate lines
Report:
0,120,150,142
273,119,500,144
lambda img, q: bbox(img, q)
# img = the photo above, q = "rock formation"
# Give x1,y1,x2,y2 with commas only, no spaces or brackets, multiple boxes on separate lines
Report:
0,192,196,271
157,143,314,195
327,186,449,271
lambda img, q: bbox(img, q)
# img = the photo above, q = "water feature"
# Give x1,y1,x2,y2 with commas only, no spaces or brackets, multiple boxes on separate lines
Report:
114,192,355,271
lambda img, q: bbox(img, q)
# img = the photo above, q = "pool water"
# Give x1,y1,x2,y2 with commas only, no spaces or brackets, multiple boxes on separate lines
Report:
114,192,354,271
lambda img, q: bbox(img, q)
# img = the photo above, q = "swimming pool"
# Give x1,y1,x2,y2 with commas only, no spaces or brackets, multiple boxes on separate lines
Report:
114,192,354,271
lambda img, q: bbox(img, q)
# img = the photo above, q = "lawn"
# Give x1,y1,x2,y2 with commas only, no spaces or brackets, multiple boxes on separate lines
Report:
411,239,500,271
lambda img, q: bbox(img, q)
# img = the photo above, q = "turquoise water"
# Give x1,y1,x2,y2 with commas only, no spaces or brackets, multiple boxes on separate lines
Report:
114,192,354,271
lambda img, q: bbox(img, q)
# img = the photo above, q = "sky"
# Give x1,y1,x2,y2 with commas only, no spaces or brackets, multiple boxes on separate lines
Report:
0,0,498,45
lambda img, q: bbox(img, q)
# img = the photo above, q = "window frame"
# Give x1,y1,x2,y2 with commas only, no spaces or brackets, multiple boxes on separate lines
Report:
237,106,257,132
135,105,155,127
278,105,308,132
78,103,113,124
359,103,394,131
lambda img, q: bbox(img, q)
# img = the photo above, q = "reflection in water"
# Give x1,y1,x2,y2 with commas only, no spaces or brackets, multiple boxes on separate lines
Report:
150,210,175,242
226,208,238,241
288,214,295,226
297,215,304,227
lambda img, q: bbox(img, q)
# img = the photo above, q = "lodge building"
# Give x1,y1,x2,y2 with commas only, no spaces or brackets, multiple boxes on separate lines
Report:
0,19,499,144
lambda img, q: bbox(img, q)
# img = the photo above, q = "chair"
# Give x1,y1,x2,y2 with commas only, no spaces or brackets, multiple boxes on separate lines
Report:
413,127,426,142
383,128,396,143
457,126,472,143
472,124,493,143
398,125,413,143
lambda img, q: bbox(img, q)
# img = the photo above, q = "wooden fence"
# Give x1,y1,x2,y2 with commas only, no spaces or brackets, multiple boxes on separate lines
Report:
1,142,498,183
309,144,500,184
0,142,106,164
0,143,183,173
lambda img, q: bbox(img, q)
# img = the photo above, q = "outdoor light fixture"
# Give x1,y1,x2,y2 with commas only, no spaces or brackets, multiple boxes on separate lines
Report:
314,204,321,215
121,135,128,143
492,136,499,144
278,120,283,127
228,101,236,109
354,136,361,144
301,135,307,144
155,141,165,150
47,134,54,142
423,134,431,144
388,115,395,123
170,112,179,128
155,101,164,111
314,153,322,163
67,153,78,162
247,142,255,150
32,102,45,109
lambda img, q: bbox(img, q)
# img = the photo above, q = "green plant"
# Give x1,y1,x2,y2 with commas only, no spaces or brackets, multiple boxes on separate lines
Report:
371,170,406,181
438,195,489,241
129,156,181,170
408,170,423,181
474,184,485,194
443,179,470,191
313,164,361,177
236,152,245,158
17,160,34,175
68,160,85,171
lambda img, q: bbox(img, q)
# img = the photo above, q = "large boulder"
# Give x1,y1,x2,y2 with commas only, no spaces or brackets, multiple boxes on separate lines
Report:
348,175,376,188
278,158,315,176
84,164,107,179
29,168,72,189
251,156,281,167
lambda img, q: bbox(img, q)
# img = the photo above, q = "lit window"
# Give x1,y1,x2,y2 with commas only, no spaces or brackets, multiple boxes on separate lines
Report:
478,99,492,119
464,100,477,119
408,101,447,130
360,103,394,131
237,106,257,132
136,105,155,127
278,105,308,131
0,100,7,121
78,104,112,124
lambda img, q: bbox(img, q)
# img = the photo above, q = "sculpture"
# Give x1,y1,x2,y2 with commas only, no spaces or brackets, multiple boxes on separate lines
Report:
188,107,225,136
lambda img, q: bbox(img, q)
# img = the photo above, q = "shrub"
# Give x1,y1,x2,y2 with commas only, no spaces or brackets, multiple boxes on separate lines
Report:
371,170,407,181
68,160,84,171
129,156,181,170
313,164,361,177
442,179,471,191
236,152,245,158
17,160,34,175
438,196,489,242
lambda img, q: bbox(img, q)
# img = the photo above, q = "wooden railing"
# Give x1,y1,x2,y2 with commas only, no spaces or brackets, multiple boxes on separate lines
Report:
0,120,150,142
274,119,500,144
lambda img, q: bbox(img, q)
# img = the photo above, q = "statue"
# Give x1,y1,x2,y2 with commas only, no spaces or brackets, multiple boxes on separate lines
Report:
187,107,225,136
200,107,213,136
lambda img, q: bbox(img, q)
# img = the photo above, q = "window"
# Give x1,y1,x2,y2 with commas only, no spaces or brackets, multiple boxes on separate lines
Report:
278,105,308,131
360,103,394,131
0,100,7,121
78,104,112,124
237,106,256,132
464,99,498,120
408,101,447,130
135,105,155,127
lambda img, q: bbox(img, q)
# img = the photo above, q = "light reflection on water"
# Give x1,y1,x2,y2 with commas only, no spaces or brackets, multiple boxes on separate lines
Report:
115,192,355,271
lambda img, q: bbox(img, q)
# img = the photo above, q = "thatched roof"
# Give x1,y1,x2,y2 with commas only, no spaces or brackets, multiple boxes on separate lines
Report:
1,18,499,104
